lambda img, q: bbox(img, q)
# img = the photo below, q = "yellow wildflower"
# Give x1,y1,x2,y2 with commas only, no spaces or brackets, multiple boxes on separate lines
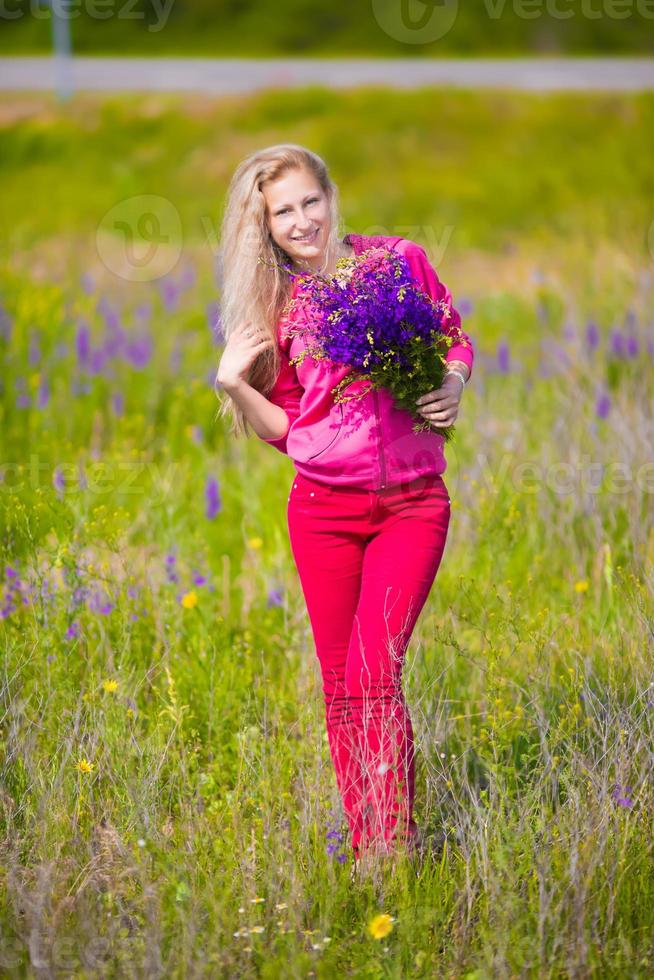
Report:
102,679,118,693
76,757,94,773
367,913,395,940
248,537,263,550
574,580,589,593
181,591,198,609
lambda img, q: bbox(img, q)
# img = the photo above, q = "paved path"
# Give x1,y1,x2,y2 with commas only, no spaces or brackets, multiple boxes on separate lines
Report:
0,56,653,94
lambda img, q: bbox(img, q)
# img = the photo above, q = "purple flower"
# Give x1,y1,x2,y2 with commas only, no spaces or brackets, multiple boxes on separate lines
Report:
65,621,81,639
111,391,124,417
29,329,41,367
89,347,107,376
609,329,625,357
595,391,611,420
585,320,600,351
16,394,31,409
125,332,153,370
497,340,511,374
205,476,221,520
267,587,284,608
165,552,179,584
37,377,50,409
76,321,91,369
53,466,65,496
88,590,113,616
625,335,639,358
159,277,181,313
97,296,120,333
611,784,633,808
192,572,207,586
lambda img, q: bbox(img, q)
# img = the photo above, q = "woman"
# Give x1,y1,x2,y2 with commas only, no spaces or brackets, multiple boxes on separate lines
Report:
216,144,474,869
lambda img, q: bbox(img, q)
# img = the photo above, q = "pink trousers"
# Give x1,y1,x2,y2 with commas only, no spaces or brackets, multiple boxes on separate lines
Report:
286,469,451,858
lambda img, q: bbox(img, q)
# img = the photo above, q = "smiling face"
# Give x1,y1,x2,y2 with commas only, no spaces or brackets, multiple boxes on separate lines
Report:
262,166,332,271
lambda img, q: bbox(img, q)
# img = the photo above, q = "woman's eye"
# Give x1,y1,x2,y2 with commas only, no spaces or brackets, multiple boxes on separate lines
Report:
278,198,318,215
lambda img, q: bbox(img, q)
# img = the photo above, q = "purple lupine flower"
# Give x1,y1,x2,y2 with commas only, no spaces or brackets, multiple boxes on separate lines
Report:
625,335,639,358
88,347,107,376
88,589,113,615
111,391,124,417
29,329,41,366
97,296,120,333
80,272,95,295
53,466,65,497
159,277,181,313
125,332,153,370
165,552,179,584
16,394,31,409
324,822,347,862
585,320,600,352
611,784,633,808
206,302,224,345
192,572,207,587
497,340,511,374
37,377,50,409
595,391,611,419
205,476,221,520
65,621,81,639
267,587,284,608
609,330,625,357
76,320,91,369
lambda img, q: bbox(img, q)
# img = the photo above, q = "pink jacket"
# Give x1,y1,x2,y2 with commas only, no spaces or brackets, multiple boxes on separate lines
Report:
259,233,474,489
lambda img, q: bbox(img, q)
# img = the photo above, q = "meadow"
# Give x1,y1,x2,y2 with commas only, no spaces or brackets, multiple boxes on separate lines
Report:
1,0,653,56
0,88,653,977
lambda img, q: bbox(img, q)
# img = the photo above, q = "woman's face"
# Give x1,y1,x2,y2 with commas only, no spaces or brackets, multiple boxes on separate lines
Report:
263,167,331,270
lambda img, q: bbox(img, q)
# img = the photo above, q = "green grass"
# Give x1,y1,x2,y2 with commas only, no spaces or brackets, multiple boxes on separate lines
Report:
1,0,654,55
0,89,653,976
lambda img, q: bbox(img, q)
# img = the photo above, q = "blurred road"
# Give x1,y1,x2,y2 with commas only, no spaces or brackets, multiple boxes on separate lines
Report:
0,56,653,93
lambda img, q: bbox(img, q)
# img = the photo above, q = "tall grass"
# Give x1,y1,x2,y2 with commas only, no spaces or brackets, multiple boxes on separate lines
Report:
0,90,653,976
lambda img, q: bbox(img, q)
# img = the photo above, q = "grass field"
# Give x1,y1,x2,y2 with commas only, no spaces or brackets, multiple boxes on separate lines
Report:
1,0,654,56
1,88,653,976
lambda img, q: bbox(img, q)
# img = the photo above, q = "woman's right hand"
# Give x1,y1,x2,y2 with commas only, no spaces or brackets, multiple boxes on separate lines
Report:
216,320,274,390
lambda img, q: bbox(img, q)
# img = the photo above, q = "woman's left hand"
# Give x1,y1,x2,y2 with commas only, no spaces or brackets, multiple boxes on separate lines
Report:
415,373,464,429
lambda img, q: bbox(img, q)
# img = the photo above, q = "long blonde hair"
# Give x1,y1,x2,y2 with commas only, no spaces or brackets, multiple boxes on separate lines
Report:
214,144,344,438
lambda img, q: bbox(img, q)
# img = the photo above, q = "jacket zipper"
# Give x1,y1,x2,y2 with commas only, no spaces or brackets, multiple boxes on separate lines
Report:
372,387,387,489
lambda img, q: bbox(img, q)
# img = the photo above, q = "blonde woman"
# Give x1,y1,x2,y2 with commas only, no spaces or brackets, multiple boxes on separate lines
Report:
216,144,474,868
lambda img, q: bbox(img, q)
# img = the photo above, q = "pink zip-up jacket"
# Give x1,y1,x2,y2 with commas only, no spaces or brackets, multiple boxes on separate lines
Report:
258,233,474,489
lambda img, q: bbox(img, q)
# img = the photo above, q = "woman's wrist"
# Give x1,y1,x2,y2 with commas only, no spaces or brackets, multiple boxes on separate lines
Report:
444,367,467,389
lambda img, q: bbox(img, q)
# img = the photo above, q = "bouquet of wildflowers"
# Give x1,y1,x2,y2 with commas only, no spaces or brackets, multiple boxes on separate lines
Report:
275,246,469,439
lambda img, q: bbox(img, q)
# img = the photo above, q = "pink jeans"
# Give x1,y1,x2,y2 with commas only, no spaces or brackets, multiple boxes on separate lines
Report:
286,469,451,857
